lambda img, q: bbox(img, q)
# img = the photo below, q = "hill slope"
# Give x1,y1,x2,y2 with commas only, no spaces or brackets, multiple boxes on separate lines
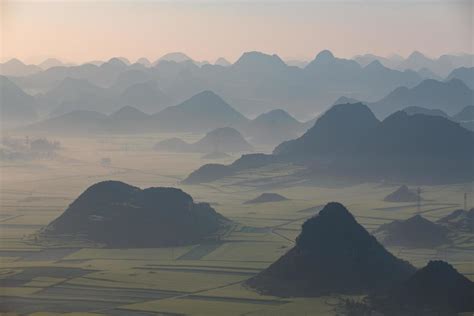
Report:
151,91,249,132
42,181,230,247
246,109,304,145
374,215,449,248
370,79,473,118
274,103,379,159
384,185,420,202
375,261,474,314
247,202,415,296
0,76,38,123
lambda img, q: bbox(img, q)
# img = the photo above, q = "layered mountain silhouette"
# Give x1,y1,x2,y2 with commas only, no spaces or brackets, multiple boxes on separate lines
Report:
25,91,253,134
41,181,230,247
136,58,152,67
245,109,305,145
186,103,474,184
183,153,277,184
417,67,442,80
201,152,232,160
354,53,403,69
109,105,149,121
0,76,38,123
274,103,379,160
214,58,231,67
40,77,112,117
243,193,288,204
384,185,420,202
155,127,253,153
374,215,449,248
6,50,429,118
355,52,474,77
192,127,253,153
116,80,172,114
108,69,154,94
247,202,415,296
453,105,474,122
0,58,42,76
372,260,474,314
332,96,359,105
447,67,474,89
14,57,129,93
38,58,70,70
437,208,474,233
154,52,193,65
402,106,449,119
27,110,108,134
346,110,474,183
370,79,474,118
6,50,472,128
151,91,249,132
401,105,474,131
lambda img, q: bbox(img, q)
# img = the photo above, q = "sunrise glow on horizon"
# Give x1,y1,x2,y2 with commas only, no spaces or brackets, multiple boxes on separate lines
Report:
1,0,472,64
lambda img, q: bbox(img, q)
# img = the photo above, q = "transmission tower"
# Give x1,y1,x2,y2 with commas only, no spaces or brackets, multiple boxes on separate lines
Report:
464,192,467,211
417,187,422,214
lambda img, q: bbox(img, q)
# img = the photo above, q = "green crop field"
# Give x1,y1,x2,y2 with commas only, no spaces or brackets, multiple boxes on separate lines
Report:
1,133,473,315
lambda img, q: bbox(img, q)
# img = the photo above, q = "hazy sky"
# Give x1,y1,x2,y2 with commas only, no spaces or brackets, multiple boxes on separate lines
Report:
1,0,472,64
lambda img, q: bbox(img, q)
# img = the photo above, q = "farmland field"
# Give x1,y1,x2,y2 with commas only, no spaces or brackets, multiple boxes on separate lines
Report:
1,133,473,315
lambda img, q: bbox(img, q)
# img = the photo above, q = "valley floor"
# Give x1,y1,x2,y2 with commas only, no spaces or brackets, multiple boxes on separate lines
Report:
1,133,473,315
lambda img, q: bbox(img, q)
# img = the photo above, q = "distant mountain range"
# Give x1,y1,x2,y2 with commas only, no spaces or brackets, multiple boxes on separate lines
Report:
354,51,473,77
369,78,473,118
401,105,474,131
4,51,473,128
274,103,380,159
155,127,253,153
447,67,474,89
0,59,42,76
27,90,242,133
25,89,309,144
2,50,430,118
0,76,38,124
185,102,474,184
245,109,306,145
150,91,248,132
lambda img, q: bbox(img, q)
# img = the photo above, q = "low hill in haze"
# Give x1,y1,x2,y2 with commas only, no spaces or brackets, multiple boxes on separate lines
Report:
374,215,449,248
151,91,249,132
246,109,305,145
402,106,450,118
452,105,474,122
0,59,42,76
371,260,474,314
274,103,379,160
185,103,474,185
437,208,474,233
384,185,420,202
41,181,230,247
243,193,288,204
155,127,253,153
369,79,473,118
447,67,474,89
0,76,38,124
247,202,415,297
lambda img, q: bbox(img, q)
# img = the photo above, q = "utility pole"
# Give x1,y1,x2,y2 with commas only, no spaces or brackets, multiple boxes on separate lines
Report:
417,187,422,214
464,192,467,211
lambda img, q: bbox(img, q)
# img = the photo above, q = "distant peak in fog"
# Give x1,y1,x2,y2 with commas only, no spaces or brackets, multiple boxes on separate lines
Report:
314,49,335,62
